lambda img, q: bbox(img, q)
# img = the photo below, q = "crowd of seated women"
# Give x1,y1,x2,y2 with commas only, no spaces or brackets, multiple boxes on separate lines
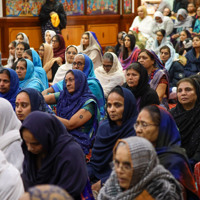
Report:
1,2,200,199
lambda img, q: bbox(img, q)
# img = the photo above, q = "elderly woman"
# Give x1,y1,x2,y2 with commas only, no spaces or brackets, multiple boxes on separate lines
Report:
119,34,140,70
98,136,183,200
16,58,45,92
53,45,78,84
129,6,153,40
44,70,100,155
184,35,200,77
137,49,169,109
22,49,48,89
151,11,173,37
171,78,200,170
95,52,125,98
123,62,159,111
77,31,102,69
87,86,138,192
135,105,199,199
0,98,23,173
20,111,88,200
0,68,20,109
159,45,185,89
15,88,54,122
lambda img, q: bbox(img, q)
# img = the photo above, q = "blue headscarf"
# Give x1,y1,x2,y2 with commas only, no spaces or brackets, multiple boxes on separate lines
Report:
31,49,49,89
0,68,20,109
19,59,45,92
57,70,100,154
18,88,54,114
153,105,199,199
87,86,138,184
20,111,88,199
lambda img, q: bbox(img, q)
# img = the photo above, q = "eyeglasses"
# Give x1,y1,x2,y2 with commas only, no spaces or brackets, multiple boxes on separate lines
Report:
133,121,158,130
72,62,84,68
113,160,132,172
66,51,77,55
52,40,58,43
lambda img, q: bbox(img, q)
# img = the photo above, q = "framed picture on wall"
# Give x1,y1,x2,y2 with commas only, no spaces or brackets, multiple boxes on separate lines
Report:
87,0,119,15
124,0,132,14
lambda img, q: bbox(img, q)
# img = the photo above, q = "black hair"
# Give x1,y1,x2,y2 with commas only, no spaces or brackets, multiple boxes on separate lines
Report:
103,52,114,63
16,33,24,39
122,34,136,60
105,46,115,53
17,58,27,69
108,86,124,98
193,35,200,40
0,68,11,79
126,62,142,73
156,29,166,37
17,42,30,50
9,41,17,48
142,105,161,125
83,32,90,39
52,35,61,44
24,49,32,58
160,45,171,55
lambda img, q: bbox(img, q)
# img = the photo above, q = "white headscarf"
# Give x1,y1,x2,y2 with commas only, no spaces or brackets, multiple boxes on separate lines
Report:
94,52,125,97
0,98,24,173
17,32,29,44
53,45,78,84
45,30,56,45
0,150,24,199
174,9,193,28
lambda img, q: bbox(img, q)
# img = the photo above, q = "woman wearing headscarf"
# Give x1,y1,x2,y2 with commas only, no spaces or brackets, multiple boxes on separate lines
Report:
159,45,185,90
184,35,200,77
0,150,24,199
20,111,88,200
44,54,106,120
0,98,23,173
146,29,173,54
77,31,102,70
123,62,159,112
119,34,140,70
95,52,125,98
129,6,153,41
171,9,193,44
0,68,20,109
137,49,169,109
45,70,100,154
15,88,54,122
151,11,174,37
98,137,183,200
135,105,199,200
170,78,200,170
39,0,66,41
4,41,17,69
23,49,48,89
87,86,138,192
16,58,45,92
53,45,78,84
16,32,29,44
45,30,56,45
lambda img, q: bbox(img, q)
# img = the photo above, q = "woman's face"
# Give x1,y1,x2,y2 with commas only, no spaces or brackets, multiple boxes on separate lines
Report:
193,37,200,48
137,7,144,19
16,61,27,80
180,31,187,42
65,72,75,94
0,73,10,94
45,32,52,44
138,52,154,70
163,8,170,16
125,68,140,87
66,47,77,64
118,33,123,46
16,44,25,58
107,92,124,126
160,48,170,64
38,45,44,59
22,128,43,155
16,34,24,42
177,81,197,109
102,58,113,73
178,14,185,21
9,43,16,56
155,16,162,23
197,7,200,17
124,36,131,49
135,109,159,146
52,36,59,49
15,92,31,121
81,34,89,47
156,31,164,43
114,145,133,190
22,52,32,61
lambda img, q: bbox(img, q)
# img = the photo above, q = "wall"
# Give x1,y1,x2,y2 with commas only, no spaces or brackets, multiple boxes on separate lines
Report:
0,0,2,17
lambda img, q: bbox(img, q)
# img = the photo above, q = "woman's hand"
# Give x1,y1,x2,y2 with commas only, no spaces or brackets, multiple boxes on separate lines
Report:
50,11,56,16
92,180,101,192
171,33,180,39
55,57,63,66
